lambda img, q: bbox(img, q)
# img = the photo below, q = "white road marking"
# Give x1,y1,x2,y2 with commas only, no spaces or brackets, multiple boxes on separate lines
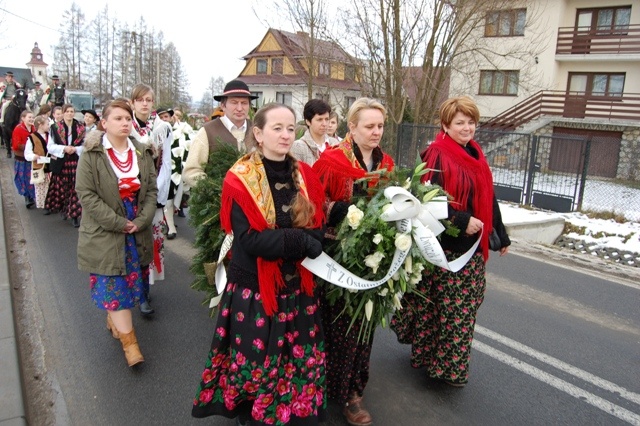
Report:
473,340,640,425
475,325,640,406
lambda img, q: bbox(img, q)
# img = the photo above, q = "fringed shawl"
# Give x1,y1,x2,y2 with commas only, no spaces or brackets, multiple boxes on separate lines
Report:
422,131,494,260
220,151,325,316
312,134,395,202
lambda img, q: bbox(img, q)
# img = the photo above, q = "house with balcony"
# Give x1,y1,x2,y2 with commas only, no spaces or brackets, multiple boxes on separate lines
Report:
449,2,640,181
236,28,362,120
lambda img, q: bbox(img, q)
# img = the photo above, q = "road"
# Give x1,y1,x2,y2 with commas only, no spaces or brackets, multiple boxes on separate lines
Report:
2,157,639,426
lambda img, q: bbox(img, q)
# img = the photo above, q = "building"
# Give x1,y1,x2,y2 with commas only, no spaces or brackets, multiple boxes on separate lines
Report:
236,28,362,120
449,1,640,183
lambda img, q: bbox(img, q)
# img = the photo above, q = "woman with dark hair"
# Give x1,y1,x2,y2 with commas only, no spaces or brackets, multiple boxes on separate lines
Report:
391,96,510,387
12,110,36,208
191,103,327,425
312,97,394,426
45,103,85,226
75,99,157,367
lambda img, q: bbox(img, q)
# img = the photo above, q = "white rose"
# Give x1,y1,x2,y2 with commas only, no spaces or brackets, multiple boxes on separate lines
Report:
409,275,421,285
364,251,385,274
392,272,400,281
346,205,365,229
413,263,425,275
395,233,412,251
404,256,412,273
372,233,383,245
378,287,389,296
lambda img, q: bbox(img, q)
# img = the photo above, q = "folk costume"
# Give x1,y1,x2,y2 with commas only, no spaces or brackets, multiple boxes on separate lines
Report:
311,134,395,406
192,151,327,425
45,118,85,222
11,121,36,206
391,131,510,386
24,130,50,208
130,113,172,296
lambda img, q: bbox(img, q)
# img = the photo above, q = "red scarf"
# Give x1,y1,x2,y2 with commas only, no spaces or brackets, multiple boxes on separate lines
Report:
312,134,395,201
54,119,85,147
220,152,325,316
422,132,494,260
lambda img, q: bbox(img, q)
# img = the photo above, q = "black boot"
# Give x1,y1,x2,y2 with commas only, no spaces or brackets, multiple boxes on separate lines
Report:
139,289,154,316
25,196,35,209
72,217,80,228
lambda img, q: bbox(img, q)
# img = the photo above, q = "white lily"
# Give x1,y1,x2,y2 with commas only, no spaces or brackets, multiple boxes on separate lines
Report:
365,299,374,321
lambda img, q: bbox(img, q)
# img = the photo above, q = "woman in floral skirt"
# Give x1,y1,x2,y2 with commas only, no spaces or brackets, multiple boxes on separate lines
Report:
312,98,394,426
11,110,36,208
75,99,157,367
391,96,510,387
191,103,327,425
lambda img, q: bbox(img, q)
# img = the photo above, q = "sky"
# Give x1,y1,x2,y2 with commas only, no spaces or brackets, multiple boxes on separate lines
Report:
0,1,283,100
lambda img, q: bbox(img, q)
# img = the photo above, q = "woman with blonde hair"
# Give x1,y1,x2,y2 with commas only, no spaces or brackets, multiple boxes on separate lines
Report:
75,99,157,367
391,96,510,387
191,103,327,425
312,97,394,426
24,115,51,209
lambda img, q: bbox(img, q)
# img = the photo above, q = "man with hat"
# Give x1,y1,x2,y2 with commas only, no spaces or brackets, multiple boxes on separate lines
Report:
156,107,174,123
28,81,46,115
46,75,65,106
183,79,258,187
81,109,100,133
0,71,22,122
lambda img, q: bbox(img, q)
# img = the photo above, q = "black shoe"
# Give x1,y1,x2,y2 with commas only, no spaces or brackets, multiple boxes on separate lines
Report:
72,217,80,228
43,209,51,215
177,208,186,218
139,300,155,316
6,151,12,158
25,197,35,209
167,232,176,240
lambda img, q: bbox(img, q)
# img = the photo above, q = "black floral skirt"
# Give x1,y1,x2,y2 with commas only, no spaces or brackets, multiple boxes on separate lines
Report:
44,156,81,218
192,282,327,425
391,252,486,384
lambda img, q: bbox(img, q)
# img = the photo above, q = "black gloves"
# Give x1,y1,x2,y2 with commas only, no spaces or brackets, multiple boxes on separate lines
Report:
328,201,350,227
304,233,322,259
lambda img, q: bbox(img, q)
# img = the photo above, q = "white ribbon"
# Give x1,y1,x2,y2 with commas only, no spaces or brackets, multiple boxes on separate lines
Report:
302,186,481,290
208,234,234,308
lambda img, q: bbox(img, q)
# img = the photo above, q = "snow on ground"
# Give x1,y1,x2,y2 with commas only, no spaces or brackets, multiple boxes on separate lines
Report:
500,203,640,255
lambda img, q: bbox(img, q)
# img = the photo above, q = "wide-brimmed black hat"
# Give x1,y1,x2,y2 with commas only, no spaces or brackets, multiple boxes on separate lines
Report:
214,80,258,101
81,109,99,121
5,71,13,77
51,75,59,80
156,107,174,117
34,81,41,86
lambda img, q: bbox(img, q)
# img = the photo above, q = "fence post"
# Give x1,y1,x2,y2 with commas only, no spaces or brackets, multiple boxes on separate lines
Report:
576,136,592,212
524,135,539,206
396,123,403,165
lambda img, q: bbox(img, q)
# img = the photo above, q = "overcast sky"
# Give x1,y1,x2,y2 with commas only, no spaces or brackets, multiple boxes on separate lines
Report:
0,1,280,100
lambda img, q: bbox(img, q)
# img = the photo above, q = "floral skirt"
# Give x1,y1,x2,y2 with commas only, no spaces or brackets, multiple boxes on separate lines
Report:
390,252,486,385
44,156,81,218
192,282,327,425
34,173,50,209
149,207,167,284
14,159,35,199
90,197,149,310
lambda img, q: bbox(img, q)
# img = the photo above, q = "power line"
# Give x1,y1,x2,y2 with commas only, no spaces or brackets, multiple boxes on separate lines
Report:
0,7,61,33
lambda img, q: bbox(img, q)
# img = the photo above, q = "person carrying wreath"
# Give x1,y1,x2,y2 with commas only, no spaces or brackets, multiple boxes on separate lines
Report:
75,99,157,367
191,103,327,425
390,96,510,387
312,98,394,426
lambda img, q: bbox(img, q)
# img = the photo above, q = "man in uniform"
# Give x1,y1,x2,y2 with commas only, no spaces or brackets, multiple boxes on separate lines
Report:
28,81,45,115
46,75,65,106
0,71,21,123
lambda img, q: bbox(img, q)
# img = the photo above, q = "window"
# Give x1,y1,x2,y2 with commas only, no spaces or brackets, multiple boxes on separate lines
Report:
256,59,267,75
276,92,292,106
315,93,330,103
345,65,356,81
345,96,356,109
271,58,283,75
318,62,331,77
250,91,263,108
479,70,519,95
576,6,631,33
568,73,625,98
485,9,526,37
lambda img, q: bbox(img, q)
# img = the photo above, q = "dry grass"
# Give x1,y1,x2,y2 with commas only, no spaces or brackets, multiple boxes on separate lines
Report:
579,209,627,224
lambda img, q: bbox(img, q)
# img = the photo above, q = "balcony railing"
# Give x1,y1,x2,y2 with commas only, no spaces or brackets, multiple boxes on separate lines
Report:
556,24,640,55
481,91,640,133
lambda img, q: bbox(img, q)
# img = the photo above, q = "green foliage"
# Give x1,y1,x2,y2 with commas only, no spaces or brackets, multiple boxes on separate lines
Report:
188,144,242,314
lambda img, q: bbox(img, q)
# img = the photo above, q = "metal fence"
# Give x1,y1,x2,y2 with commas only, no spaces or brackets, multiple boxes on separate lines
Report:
395,123,640,221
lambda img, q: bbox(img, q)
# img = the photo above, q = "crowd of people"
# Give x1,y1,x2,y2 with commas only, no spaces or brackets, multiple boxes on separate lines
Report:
4,73,511,426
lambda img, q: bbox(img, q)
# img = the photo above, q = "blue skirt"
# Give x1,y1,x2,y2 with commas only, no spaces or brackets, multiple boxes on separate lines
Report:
90,197,148,310
14,159,35,198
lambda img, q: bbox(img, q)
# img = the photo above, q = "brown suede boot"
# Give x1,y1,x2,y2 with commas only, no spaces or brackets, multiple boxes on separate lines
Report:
119,329,144,367
106,315,120,339
343,393,372,426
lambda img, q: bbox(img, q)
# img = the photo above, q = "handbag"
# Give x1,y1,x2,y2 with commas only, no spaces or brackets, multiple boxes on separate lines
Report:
30,167,45,184
489,228,502,251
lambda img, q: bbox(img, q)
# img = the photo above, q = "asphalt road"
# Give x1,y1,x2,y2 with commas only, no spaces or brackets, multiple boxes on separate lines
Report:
3,158,639,426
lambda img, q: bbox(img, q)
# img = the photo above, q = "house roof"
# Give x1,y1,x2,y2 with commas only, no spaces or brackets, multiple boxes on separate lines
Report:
238,74,361,91
401,66,450,106
0,67,35,89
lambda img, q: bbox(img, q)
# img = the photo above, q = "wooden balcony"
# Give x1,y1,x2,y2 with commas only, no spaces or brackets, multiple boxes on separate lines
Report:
481,91,640,133
556,24,640,55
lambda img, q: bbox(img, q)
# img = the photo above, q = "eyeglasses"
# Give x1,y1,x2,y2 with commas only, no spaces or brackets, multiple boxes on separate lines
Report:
134,98,154,104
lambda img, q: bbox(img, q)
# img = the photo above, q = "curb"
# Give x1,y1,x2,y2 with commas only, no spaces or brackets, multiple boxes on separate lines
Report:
0,180,27,425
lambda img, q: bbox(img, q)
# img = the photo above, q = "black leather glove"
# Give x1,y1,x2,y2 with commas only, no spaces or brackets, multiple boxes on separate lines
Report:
304,233,322,259
328,201,350,227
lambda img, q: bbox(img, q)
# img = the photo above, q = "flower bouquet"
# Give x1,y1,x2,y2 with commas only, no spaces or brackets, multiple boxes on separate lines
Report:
303,159,460,343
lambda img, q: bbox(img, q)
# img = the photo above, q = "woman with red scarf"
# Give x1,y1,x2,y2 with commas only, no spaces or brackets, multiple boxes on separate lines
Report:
312,98,394,426
11,110,36,208
191,103,327,425
45,103,85,226
391,96,510,387
75,99,157,367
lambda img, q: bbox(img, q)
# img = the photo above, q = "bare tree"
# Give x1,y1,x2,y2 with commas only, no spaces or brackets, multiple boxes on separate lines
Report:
53,2,86,88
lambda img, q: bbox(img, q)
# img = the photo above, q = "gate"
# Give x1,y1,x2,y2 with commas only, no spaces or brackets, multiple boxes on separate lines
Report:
395,123,590,213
